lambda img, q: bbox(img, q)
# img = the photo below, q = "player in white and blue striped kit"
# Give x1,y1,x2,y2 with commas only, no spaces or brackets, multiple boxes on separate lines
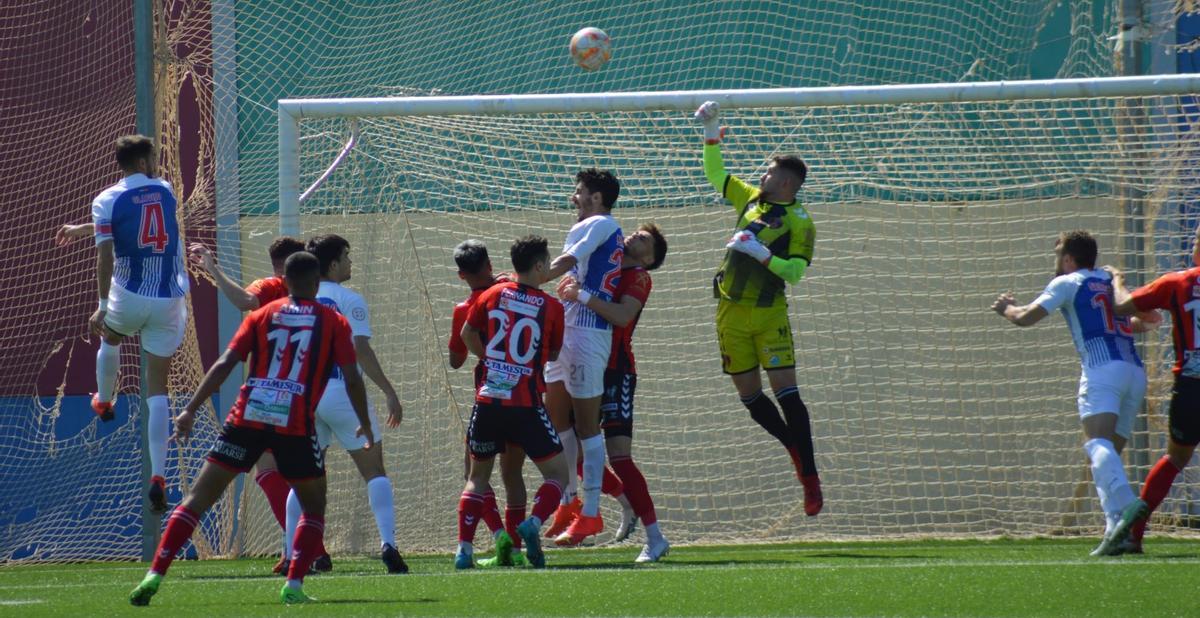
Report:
88,135,188,513
992,230,1155,555
543,168,625,546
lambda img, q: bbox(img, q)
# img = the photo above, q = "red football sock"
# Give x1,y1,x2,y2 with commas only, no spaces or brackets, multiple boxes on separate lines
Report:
255,469,291,530
482,490,505,534
287,514,325,583
150,505,200,575
505,504,526,549
530,479,564,524
610,455,657,526
786,446,805,479
1133,455,1184,541
458,492,484,544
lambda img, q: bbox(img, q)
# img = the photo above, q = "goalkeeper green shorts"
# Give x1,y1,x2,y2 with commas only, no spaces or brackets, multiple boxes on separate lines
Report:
715,300,796,375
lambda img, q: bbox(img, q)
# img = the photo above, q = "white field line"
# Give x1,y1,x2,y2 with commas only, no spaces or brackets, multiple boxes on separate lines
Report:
0,556,1198,591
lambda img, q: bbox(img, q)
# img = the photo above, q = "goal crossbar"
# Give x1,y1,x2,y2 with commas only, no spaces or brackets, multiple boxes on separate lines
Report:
278,74,1200,233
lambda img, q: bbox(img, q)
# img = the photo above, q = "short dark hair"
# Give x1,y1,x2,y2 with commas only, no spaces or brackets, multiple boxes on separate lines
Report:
115,135,155,170
510,235,549,274
773,155,807,187
576,168,620,209
639,222,668,271
454,240,490,274
306,234,351,276
284,251,321,285
269,236,306,265
1058,230,1098,269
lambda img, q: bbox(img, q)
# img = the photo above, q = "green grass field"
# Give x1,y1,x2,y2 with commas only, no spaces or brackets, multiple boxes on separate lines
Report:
2,538,1198,617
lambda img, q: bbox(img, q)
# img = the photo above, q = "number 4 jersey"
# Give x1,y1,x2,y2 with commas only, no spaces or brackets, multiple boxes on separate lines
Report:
92,173,187,298
226,297,357,436
1033,268,1142,369
467,282,564,406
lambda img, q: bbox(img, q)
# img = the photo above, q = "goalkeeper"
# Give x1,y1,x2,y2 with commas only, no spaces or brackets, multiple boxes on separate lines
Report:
694,101,822,516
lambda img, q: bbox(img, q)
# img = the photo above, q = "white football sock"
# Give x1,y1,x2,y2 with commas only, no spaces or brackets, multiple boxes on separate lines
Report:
284,489,301,559
559,427,578,504
458,541,473,554
1084,437,1135,527
645,522,664,543
580,434,606,517
146,395,169,478
366,475,396,547
96,341,120,402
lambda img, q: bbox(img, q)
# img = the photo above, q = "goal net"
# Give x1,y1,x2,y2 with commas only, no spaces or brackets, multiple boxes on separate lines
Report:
249,77,1200,555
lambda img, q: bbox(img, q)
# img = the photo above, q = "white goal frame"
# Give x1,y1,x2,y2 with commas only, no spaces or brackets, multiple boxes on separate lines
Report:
277,74,1200,235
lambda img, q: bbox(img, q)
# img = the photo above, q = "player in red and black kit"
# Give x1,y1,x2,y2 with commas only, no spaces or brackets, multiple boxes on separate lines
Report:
449,240,528,566
559,222,670,561
455,235,570,570
1111,238,1200,553
188,236,333,573
129,252,373,606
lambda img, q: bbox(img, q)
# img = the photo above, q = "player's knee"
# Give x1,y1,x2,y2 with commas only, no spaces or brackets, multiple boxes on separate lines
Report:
1083,437,1116,465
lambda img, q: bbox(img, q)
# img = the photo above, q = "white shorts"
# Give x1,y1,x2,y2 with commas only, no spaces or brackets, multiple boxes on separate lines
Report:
315,380,381,451
104,285,187,357
544,327,612,399
1077,361,1146,439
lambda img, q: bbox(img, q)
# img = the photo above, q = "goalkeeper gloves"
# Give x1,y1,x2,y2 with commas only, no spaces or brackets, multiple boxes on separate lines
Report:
695,101,723,144
726,230,772,264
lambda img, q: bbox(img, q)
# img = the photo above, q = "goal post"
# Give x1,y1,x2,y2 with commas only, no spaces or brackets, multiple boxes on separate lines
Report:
279,74,1200,232
258,74,1200,554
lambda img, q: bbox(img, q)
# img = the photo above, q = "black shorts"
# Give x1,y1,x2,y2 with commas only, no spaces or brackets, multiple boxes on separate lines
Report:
207,423,325,481
468,402,562,462
600,370,636,439
1169,375,1200,446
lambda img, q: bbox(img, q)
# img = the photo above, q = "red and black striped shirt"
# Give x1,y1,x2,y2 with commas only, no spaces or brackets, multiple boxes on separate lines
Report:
225,297,356,436
467,282,563,407
608,266,652,374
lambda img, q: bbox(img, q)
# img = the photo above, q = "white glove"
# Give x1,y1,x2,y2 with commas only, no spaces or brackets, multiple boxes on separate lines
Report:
726,230,771,263
694,101,722,143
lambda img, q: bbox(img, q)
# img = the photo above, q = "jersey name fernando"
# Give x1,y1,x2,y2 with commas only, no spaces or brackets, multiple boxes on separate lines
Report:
92,173,187,298
561,214,623,330
1033,268,1142,369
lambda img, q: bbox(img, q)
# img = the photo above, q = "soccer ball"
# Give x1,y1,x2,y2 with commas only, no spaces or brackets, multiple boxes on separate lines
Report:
569,27,611,71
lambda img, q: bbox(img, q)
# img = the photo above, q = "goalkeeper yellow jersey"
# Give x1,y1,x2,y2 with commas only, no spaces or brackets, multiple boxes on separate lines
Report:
707,149,815,308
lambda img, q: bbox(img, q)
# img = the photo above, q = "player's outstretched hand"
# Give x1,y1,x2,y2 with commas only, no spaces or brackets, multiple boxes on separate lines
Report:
556,275,576,298
55,223,92,246
173,408,196,444
695,101,724,143
356,425,376,450
726,230,771,263
385,393,403,428
991,293,1016,315
188,243,216,273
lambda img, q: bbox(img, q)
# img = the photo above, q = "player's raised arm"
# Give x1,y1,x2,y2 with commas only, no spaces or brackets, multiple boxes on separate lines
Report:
188,243,259,311
559,278,642,328
990,292,1049,327
55,222,94,246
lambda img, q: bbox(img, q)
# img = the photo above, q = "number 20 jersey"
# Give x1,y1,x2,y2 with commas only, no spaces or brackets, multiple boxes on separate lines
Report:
225,297,357,436
91,173,187,298
1032,268,1142,369
466,282,564,406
